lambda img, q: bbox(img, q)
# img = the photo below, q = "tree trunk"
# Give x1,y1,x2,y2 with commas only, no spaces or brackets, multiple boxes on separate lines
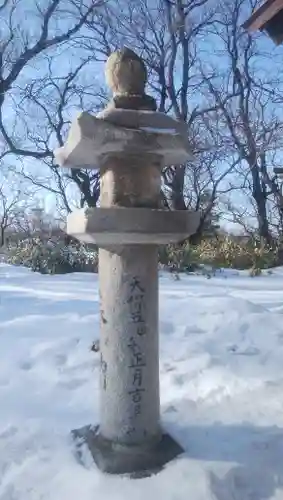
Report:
256,198,271,244
189,216,206,245
171,166,186,210
0,226,5,247
251,167,271,244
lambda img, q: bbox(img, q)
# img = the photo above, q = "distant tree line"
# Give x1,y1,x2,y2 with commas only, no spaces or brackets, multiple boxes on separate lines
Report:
0,0,283,244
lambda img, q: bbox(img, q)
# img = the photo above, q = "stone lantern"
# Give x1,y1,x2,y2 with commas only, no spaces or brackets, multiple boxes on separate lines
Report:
55,48,199,476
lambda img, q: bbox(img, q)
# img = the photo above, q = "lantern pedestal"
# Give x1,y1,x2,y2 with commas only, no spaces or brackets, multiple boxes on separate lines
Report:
55,48,199,477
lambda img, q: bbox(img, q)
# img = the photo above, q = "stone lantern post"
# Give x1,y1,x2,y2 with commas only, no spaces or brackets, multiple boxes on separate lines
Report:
55,48,199,477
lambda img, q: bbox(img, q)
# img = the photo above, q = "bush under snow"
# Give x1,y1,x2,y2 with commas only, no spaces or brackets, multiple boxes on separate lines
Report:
6,238,98,274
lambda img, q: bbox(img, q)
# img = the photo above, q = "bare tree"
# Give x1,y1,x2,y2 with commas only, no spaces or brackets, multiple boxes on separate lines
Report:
0,175,35,246
1,0,237,229
201,0,283,242
101,0,223,211
0,0,106,211
0,187,18,245
3,0,281,244
76,0,242,240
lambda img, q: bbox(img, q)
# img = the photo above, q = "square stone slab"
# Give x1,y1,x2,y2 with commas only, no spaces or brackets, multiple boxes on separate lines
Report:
67,207,200,245
54,111,193,169
72,425,184,478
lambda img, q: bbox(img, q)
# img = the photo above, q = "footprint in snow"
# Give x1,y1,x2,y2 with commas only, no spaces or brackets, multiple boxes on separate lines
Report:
184,325,205,336
19,353,68,372
19,360,33,371
54,353,68,367
160,321,174,335
210,466,274,500
58,378,87,390
164,405,178,414
162,363,176,372
173,373,188,386
0,426,18,439
239,322,250,334
227,344,260,356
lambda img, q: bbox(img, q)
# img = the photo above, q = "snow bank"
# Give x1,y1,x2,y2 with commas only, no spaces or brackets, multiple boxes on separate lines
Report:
1,264,283,500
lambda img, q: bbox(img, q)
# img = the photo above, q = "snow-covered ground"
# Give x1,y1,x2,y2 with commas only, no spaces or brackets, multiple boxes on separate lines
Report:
1,263,283,500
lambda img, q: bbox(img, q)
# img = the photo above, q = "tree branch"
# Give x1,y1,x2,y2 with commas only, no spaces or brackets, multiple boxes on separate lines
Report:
3,0,101,92
0,0,9,12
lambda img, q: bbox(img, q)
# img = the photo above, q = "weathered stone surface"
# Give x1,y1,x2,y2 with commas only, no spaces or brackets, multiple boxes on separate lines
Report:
56,47,195,478
104,48,156,111
98,245,160,444
54,111,193,169
66,207,200,245
105,48,147,96
106,94,157,111
72,425,184,477
96,108,189,140
100,156,162,208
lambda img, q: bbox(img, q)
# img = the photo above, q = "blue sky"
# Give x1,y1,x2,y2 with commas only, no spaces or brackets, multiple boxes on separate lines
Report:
1,0,283,233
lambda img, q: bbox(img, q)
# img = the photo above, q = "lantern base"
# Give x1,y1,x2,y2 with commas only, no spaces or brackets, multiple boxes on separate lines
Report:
72,425,184,478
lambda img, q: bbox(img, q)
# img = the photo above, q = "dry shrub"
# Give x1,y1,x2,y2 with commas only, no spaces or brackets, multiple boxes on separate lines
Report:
160,236,280,273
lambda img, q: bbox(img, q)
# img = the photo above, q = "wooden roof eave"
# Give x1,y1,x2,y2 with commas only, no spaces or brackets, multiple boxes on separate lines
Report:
242,0,283,32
